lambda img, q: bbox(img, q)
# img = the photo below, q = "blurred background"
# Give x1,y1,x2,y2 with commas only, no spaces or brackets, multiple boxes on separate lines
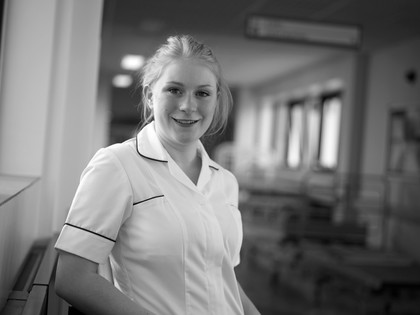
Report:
1,0,420,314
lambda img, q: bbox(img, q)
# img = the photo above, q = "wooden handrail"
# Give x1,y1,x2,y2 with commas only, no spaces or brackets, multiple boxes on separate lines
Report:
33,234,59,287
0,234,61,315
20,286,48,315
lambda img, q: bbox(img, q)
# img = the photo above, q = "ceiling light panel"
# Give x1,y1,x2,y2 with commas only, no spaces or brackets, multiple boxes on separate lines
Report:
112,74,133,88
246,15,362,49
121,54,145,71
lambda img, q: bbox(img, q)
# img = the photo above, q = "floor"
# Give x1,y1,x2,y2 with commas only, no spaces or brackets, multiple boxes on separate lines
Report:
235,239,420,315
235,251,327,315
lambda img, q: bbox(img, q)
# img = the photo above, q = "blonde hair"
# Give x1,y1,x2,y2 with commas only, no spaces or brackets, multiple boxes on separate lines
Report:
138,34,233,136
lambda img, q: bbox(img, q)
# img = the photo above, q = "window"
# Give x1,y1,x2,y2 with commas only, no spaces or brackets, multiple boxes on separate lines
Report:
258,100,274,152
271,102,288,166
285,100,304,168
307,101,321,163
314,93,342,170
266,90,342,171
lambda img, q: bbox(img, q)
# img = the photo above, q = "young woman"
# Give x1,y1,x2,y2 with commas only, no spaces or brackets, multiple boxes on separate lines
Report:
55,34,260,315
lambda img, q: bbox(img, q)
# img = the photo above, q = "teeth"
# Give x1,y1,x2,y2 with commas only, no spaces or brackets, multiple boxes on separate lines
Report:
174,118,197,125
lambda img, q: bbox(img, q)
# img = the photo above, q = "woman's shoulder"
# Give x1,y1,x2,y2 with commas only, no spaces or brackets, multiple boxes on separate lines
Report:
211,160,239,188
97,138,138,159
87,138,140,170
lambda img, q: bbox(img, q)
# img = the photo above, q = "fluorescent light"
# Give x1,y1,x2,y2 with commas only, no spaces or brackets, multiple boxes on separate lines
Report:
112,74,133,88
121,54,145,71
246,15,361,48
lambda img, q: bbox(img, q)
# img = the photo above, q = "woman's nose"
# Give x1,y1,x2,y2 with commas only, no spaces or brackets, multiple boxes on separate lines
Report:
179,94,197,113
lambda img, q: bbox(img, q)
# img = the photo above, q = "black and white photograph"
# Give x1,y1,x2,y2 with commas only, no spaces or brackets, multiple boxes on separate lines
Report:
1,1,420,315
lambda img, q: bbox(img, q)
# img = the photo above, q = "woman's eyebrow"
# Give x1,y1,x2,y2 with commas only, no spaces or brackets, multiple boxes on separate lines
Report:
165,81,215,89
197,84,215,88
165,81,183,85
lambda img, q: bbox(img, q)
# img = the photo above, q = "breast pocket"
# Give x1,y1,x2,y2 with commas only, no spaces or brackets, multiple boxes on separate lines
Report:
120,196,184,258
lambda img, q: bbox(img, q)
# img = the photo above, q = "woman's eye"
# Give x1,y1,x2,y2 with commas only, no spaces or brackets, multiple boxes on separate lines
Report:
196,91,210,97
168,88,182,95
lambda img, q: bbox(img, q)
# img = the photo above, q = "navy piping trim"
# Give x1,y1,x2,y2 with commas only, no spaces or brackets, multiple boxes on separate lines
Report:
64,223,116,243
136,134,168,163
209,165,219,171
133,194,164,206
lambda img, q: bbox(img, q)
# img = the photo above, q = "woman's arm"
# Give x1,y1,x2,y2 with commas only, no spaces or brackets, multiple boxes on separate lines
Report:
237,281,261,315
55,251,154,315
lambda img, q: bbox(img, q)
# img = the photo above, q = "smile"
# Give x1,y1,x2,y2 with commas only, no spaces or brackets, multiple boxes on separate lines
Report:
172,118,199,126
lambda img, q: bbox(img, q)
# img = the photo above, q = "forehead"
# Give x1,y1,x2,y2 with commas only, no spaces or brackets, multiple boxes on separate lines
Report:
157,59,218,87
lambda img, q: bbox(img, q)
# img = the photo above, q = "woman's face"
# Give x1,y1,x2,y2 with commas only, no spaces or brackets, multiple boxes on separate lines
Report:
146,59,219,148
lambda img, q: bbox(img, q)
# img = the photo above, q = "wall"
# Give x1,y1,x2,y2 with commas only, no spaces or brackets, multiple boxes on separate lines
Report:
233,51,361,189
0,0,104,238
233,37,420,257
232,88,260,174
362,38,420,175
0,0,104,307
386,176,420,261
0,0,56,176
361,37,420,259
95,75,112,151
41,0,105,233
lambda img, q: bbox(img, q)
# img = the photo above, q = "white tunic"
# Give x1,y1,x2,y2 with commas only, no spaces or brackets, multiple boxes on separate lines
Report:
55,122,244,315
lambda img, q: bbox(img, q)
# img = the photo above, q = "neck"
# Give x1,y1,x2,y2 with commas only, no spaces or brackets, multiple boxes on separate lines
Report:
158,137,202,185
163,140,198,165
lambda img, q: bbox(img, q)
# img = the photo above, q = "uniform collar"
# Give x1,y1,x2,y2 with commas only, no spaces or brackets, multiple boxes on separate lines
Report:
136,122,219,171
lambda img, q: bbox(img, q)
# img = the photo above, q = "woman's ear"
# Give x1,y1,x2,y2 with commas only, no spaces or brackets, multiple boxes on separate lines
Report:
143,85,153,109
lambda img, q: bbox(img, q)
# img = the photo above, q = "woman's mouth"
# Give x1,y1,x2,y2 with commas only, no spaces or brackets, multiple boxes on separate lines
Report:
172,118,199,126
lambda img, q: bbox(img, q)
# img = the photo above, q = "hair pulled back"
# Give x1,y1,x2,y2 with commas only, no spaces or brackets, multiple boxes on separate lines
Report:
138,34,233,136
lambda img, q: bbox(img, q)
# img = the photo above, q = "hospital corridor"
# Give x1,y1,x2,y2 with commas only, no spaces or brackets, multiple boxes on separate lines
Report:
1,0,420,314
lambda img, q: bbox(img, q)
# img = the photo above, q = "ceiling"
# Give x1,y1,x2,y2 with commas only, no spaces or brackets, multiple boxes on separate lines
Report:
100,0,420,87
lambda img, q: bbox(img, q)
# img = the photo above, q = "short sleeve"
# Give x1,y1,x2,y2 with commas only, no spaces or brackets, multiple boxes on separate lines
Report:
222,169,243,267
223,169,239,207
231,206,243,267
55,148,133,264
